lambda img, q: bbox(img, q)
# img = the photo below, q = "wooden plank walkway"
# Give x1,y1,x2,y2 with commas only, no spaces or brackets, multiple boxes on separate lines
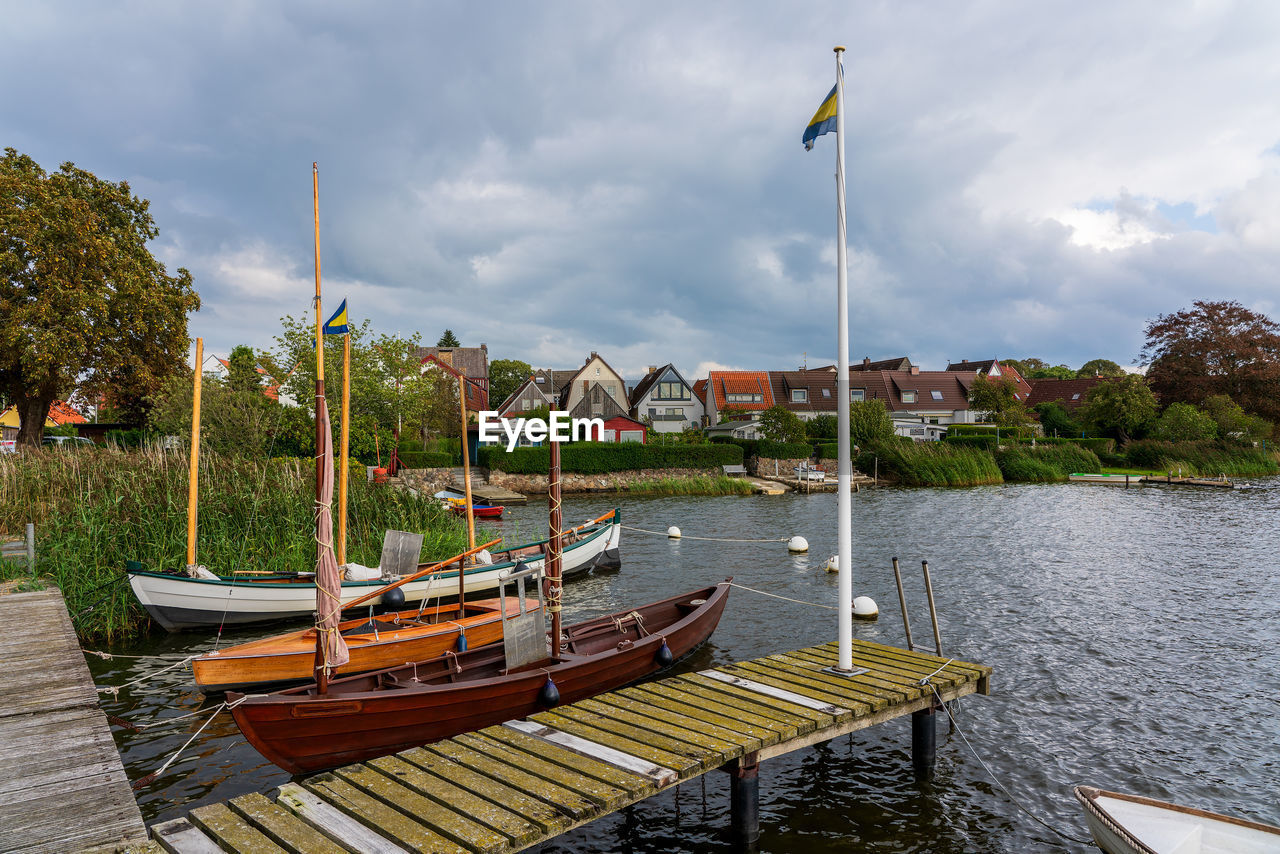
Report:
0,588,149,853
141,640,991,853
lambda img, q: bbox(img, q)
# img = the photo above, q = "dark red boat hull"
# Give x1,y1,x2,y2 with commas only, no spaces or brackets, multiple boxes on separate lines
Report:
230,582,730,774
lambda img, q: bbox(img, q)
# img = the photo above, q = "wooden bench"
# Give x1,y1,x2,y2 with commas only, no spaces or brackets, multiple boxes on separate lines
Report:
721,464,748,476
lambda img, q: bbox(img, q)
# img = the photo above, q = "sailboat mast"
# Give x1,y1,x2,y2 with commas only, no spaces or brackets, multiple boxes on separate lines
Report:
458,374,475,608
548,438,563,655
337,333,350,565
185,337,203,571
312,162,329,695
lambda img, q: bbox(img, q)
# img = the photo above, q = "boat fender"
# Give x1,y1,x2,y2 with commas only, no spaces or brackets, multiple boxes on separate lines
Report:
344,562,381,581
655,637,674,667
667,526,682,539
474,549,493,566
538,676,561,707
456,628,468,652
824,555,839,573
788,536,809,553
381,586,406,609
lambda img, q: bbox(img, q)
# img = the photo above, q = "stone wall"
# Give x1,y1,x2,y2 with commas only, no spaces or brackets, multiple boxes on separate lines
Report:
398,467,455,494
488,467,721,494
750,456,812,478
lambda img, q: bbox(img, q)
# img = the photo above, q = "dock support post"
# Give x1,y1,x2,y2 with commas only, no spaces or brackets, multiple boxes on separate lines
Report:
911,706,936,781
25,523,35,572
729,751,760,848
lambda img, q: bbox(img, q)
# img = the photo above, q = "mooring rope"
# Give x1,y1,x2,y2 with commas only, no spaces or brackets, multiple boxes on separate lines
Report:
726,581,838,610
925,683,1091,844
621,524,788,544
95,655,197,698
130,693,259,790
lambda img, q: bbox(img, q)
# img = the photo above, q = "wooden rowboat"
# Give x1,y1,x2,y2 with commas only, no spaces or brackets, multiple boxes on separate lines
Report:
447,501,504,518
229,580,730,774
192,597,538,692
1075,786,1280,854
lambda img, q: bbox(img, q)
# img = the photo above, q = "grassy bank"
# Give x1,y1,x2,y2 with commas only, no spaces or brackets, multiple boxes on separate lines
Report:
994,444,1103,483
0,448,475,641
858,442,1003,486
1117,440,1278,477
624,476,756,496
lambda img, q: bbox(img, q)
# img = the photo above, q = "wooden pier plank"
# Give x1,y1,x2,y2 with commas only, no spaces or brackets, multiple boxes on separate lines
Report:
701,668,860,718
598,689,771,753
468,729,647,804
280,780,414,854
226,792,348,854
754,654,928,705
789,646,969,689
149,817,222,854
188,802,288,854
724,660,896,710
679,673,835,729
327,762,496,853
529,708,711,776
507,718,686,783
425,739,588,830
623,683,786,747
639,680,805,740
571,696,747,761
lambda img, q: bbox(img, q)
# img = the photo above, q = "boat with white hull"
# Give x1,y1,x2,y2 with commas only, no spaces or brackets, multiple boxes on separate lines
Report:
1075,786,1280,854
128,510,620,630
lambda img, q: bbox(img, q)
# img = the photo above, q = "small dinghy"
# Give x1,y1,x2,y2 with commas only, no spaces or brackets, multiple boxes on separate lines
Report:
1075,786,1280,854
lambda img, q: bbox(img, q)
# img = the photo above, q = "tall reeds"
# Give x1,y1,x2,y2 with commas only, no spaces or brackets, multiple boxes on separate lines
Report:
859,441,1003,486
0,448,473,640
995,444,1103,482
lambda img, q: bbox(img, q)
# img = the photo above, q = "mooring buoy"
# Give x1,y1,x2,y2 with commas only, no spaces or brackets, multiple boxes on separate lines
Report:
788,536,809,553
667,526,682,539
852,595,879,620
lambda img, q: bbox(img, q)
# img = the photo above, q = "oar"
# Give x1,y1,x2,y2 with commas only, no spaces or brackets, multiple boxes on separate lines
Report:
567,509,616,535
341,538,502,612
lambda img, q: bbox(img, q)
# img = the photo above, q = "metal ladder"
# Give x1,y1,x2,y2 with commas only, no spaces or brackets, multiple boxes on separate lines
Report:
891,557,955,730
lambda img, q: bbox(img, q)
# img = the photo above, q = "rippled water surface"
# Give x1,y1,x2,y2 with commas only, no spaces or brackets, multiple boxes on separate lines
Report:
91,481,1280,852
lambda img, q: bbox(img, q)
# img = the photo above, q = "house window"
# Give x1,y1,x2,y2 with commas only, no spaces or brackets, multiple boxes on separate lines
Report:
1072,393,1081,400
791,389,807,403
605,383,616,396
851,389,865,402
902,390,917,403
656,381,687,400
930,390,943,401
535,376,545,384
726,393,764,403
822,389,831,397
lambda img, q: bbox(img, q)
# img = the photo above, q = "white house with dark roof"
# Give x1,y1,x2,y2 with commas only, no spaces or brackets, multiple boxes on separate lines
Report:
628,364,704,432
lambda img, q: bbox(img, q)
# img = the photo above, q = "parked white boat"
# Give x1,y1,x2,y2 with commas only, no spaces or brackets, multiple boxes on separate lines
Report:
1075,786,1280,854
127,511,620,630
1069,473,1142,485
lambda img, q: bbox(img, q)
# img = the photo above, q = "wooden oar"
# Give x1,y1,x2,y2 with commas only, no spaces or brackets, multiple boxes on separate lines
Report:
567,509,616,535
341,538,501,612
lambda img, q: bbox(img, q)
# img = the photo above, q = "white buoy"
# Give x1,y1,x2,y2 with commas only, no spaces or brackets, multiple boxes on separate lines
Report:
787,536,809,553
667,526,682,539
824,555,839,573
852,595,879,620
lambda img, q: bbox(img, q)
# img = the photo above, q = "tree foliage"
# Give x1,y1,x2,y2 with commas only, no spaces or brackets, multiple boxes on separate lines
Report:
436,329,461,347
1080,375,1157,442
1033,401,1082,437
1142,300,1280,424
805,413,838,440
226,344,261,394
1147,402,1218,442
1076,359,1125,378
757,404,806,443
0,148,200,445
849,399,894,446
488,358,533,408
1200,394,1272,443
968,376,1032,428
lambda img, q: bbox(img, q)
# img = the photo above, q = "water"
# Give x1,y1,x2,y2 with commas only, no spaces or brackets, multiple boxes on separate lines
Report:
90,482,1280,852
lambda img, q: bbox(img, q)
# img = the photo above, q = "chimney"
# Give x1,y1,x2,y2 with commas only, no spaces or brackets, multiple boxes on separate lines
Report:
863,357,871,368
910,365,920,376
647,365,657,375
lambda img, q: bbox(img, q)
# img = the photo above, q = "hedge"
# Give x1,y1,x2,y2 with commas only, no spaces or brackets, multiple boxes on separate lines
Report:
398,451,453,468
944,435,998,449
757,440,813,459
480,442,744,474
817,443,839,459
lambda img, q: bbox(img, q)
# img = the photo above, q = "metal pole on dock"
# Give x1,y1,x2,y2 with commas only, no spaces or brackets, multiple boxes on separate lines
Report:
729,752,761,847
832,45,855,672
892,557,914,651
25,523,34,572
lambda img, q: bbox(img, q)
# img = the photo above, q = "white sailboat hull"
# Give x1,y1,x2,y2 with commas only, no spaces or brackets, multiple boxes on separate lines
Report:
1076,786,1280,854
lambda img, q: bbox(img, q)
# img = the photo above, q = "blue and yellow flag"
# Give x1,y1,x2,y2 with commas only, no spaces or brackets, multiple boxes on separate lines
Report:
322,299,349,335
802,83,838,151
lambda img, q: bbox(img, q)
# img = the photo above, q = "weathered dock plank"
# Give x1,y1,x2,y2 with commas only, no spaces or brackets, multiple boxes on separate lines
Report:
145,640,991,853
0,589,147,854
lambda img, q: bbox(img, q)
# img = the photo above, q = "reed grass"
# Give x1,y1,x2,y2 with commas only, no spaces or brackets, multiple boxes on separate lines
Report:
859,441,1003,487
995,444,1103,483
1120,440,1278,477
625,476,756,496
0,448,475,641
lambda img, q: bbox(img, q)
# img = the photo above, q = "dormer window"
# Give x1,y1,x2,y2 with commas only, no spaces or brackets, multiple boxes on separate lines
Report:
791,389,807,403
851,389,865,402
902,390,917,404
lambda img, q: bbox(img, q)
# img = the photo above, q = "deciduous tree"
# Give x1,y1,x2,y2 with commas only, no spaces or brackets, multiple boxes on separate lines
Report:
968,376,1032,428
1147,402,1217,442
1142,300,1280,423
0,149,200,445
1080,374,1157,442
758,404,806,443
488,358,533,408
849,399,894,446
1076,359,1125,378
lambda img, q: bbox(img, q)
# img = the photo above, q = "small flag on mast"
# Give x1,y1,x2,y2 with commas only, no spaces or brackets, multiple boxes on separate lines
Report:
322,299,349,335
802,81,839,151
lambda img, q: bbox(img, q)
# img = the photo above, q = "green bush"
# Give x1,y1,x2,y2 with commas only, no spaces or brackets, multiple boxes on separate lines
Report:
1120,440,1277,476
943,435,998,449
757,440,812,459
817,442,839,459
482,442,743,474
399,451,452,468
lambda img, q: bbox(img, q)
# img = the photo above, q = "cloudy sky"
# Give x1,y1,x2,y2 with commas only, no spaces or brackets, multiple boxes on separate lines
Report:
5,1,1279,380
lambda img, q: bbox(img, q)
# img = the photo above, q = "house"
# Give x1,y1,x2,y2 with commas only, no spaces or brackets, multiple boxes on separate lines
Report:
768,370,839,421
564,381,628,422
205,354,293,403
704,371,774,425
416,344,490,411
629,364,705,433
849,356,914,372
584,415,648,443
1025,377,1118,414
946,358,1032,401
0,400,86,440
557,352,628,415
528,369,578,408
493,375,554,418
848,367,979,425
704,419,763,440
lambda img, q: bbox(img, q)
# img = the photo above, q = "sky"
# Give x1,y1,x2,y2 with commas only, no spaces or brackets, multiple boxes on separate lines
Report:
4,1,1280,382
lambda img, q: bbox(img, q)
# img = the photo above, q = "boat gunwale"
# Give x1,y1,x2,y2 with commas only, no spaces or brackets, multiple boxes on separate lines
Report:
1074,785,1280,854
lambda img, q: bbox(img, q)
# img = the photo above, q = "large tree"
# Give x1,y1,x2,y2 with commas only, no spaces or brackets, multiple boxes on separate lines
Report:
968,375,1032,428
436,329,461,347
1142,300,1280,423
1076,359,1125,378
1080,374,1158,442
758,404,807,443
487,358,533,408
0,149,200,445
849,399,894,446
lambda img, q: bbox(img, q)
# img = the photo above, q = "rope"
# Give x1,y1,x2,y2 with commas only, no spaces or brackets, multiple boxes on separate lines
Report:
622,524,788,544
926,684,1091,845
726,581,838,610
96,655,197,699
130,694,258,789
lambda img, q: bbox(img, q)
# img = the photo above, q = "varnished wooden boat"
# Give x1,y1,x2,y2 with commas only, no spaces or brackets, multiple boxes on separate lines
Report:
192,598,538,692
229,580,730,774
1075,786,1280,854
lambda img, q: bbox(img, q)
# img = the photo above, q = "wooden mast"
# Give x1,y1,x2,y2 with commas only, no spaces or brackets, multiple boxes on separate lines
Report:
336,333,350,566
312,162,329,695
548,438,563,656
458,374,475,608
185,337,203,572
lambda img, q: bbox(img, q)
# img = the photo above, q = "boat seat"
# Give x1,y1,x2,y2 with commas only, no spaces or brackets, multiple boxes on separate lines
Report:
341,620,383,636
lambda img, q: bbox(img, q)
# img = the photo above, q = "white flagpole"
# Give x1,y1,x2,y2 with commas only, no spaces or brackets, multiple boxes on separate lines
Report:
833,45,854,672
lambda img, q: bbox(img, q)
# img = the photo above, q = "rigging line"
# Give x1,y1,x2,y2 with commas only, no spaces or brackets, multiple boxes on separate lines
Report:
130,694,255,790
621,525,788,544
927,684,1091,845
726,581,838,610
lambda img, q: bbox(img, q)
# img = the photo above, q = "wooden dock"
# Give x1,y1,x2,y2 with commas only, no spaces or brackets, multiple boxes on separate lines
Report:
142,640,991,853
0,588,148,853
